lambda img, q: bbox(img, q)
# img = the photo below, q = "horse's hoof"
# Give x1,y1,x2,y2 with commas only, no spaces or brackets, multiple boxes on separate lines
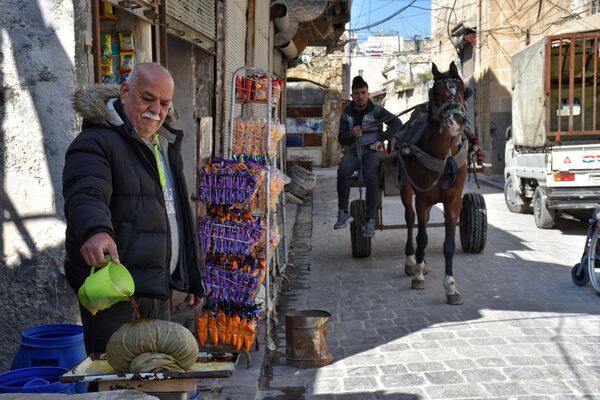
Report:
446,293,463,305
407,264,429,275
411,279,425,290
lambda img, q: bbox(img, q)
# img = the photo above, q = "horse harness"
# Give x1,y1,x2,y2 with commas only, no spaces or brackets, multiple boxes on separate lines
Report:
396,77,469,192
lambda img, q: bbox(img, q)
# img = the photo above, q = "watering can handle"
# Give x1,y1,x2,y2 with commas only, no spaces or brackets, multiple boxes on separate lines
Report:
90,254,113,276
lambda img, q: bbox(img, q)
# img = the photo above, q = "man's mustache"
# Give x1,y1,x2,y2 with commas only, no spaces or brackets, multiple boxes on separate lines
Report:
142,111,160,121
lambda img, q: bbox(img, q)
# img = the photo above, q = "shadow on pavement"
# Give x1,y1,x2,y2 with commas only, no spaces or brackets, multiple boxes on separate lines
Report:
260,168,599,399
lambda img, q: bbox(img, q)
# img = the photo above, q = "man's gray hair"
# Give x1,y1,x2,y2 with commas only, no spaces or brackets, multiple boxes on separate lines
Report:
126,62,173,87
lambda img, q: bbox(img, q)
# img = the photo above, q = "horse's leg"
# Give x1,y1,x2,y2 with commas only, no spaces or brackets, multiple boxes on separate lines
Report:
411,200,432,290
400,184,416,275
442,199,463,305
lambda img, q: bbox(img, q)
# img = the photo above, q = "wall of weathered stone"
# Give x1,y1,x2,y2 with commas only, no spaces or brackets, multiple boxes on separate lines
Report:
0,0,85,369
431,0,582,175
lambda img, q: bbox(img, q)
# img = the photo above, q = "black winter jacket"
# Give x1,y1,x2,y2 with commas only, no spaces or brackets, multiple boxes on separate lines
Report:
338,99,403,147
63,86,203,299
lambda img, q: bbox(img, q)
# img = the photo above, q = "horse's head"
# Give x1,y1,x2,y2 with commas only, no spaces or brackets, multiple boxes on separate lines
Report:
430,61,467,136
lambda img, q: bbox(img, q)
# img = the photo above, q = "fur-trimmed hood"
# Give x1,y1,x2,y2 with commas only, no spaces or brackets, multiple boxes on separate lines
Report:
73,85,121,127
72,84,175,128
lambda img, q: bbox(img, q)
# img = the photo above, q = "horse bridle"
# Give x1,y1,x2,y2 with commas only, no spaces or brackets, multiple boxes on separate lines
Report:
398,77,469,192
429,78,467,126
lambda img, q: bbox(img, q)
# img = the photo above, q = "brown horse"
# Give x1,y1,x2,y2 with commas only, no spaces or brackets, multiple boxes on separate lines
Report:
397,61,469,305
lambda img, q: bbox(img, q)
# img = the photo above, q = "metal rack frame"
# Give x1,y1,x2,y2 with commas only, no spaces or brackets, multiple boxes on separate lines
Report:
227,66,279,350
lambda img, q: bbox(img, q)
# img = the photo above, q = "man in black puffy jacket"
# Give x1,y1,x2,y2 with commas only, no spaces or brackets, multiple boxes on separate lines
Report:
334,76,403,237
63,63,204,353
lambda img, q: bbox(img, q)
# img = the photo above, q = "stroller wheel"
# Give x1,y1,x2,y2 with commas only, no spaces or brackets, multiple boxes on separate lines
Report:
571,262,589,287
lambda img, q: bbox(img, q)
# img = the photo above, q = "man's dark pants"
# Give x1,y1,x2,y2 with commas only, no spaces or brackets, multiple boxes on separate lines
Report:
337,146,383,220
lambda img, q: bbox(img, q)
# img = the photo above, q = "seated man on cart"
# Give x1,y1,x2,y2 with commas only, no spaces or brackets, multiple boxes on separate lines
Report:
334,76,404,237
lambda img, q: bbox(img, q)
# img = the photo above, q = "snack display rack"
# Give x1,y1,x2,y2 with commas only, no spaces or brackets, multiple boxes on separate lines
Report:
196,66,287,354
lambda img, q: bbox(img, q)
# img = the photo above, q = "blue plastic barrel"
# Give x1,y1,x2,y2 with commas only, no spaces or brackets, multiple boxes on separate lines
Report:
0,367,76,394
11,324,86,370
11,324,87,393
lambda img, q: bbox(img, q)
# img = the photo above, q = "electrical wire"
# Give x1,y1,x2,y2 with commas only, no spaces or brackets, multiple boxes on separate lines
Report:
350,0,418,32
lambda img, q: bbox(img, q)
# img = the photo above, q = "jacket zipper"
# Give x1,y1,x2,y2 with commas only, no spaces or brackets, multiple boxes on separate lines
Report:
133,138,172,295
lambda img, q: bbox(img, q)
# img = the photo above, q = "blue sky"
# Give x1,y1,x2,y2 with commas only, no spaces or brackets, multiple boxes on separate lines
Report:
350,0,432,42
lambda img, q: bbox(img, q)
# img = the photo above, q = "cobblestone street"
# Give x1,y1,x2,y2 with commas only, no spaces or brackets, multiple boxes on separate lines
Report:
259,168,600,400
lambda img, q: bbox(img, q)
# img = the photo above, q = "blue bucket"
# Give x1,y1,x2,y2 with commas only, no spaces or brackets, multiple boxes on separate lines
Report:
11,324,86,370
0,367,76,394
11,324,87,393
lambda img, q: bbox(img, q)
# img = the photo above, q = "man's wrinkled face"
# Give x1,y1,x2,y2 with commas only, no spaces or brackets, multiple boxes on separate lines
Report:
351,86,369,110
120,69,174,139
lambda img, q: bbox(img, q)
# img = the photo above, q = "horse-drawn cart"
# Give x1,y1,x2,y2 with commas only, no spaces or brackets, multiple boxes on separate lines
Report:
348,155,488,258
342,62,487,305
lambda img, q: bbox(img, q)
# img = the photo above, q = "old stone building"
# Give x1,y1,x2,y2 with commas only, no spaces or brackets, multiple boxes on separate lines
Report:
431,0,599,175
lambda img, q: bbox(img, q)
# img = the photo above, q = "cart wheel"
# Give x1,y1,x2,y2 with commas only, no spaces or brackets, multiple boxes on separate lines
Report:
350,199,371,258
504,176,530,214
587,229,600,295
460,193,487,253
571,262,589,287
533,186,555,229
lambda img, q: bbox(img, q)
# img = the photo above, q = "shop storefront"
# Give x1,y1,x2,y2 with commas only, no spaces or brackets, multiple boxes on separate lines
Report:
91,0,161,84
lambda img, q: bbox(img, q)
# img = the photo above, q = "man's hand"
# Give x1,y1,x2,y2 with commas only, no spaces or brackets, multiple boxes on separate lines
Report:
80,232,120,267
369,140,384,151
185,293,204,310
351,126,363,137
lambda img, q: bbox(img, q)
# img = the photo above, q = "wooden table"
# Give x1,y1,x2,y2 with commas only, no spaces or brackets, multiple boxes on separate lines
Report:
61,352,239,400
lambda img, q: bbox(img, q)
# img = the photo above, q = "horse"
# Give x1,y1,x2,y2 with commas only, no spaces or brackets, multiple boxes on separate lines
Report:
396,61,470,305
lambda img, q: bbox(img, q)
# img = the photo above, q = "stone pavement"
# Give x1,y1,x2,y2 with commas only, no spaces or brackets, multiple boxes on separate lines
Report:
258,168,600,400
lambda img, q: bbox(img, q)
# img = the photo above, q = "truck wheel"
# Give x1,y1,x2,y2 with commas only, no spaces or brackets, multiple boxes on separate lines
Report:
350,199,371,258
504,176,530,214
460,193,487,253
533,186,555,229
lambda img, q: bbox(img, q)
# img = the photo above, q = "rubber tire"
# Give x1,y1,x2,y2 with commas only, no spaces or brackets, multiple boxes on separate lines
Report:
587,230,600,295
350,199,371,258
504,176,529,214
571,262,589,287
460,193,487,253
533,186,555,229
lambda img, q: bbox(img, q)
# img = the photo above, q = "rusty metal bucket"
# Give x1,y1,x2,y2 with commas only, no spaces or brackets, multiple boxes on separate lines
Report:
285,310,333,368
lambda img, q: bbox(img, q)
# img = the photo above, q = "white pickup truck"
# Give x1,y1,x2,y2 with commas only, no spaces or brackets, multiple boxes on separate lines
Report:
504,31,600,228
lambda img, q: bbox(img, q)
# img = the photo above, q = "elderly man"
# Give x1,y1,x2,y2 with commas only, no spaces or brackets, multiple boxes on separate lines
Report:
63,63,204,353
334,76,403,237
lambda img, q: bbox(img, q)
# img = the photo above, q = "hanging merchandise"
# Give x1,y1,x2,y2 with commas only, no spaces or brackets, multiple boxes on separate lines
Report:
203,255,266,306
198,158,266,207
100,33,114,84
118,32,135,82
119,32,135,52
197,206,265,257
196,67,288,355
234,75,284,106
232,118,286,161
249,166,290,211
99,1,117,20
196,301,260,352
